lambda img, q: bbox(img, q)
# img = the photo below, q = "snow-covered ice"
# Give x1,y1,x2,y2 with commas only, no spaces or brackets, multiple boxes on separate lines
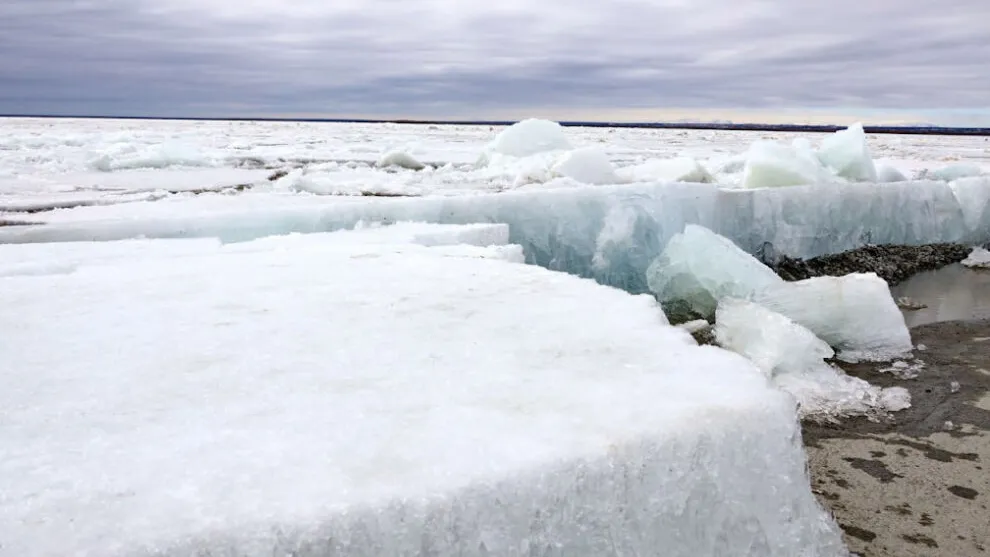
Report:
0,225,846,556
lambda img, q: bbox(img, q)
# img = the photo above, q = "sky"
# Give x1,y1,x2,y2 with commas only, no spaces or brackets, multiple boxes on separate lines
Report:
1,0,989,124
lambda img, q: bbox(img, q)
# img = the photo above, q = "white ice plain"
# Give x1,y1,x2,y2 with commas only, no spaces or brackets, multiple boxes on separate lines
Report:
0,225,848,556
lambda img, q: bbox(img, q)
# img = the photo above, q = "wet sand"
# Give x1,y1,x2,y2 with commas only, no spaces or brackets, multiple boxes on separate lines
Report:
804,320,990,556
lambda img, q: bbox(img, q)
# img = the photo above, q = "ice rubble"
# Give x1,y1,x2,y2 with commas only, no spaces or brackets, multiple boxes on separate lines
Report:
753,274,914,362
875,163,908,183
484,118,572,158
962,246,990,269
741,140,836,188
377,149,426,170
646,224,784,318
930,163,983,182
715,298,911,419
619,157,715,184
551,146,621,185
88,141,214,172
816,123,877,182
646,225,913,362
1,225,846,556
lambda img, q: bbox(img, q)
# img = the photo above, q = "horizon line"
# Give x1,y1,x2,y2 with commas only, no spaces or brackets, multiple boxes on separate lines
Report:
3,113,990,137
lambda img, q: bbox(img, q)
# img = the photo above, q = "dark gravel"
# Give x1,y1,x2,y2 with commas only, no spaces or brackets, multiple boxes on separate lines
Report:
769,243,973,286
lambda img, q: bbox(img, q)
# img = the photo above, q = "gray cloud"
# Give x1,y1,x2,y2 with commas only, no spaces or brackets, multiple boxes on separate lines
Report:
0,0,988,119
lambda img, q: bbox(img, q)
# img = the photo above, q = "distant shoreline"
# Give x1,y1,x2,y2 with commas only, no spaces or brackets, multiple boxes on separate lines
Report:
2,114,989,136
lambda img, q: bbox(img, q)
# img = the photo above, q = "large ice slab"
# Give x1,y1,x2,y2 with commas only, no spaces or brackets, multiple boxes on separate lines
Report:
0,178,983,294
753,273,914,362
1,233,845,556
715,298,910,420
646,224,783,319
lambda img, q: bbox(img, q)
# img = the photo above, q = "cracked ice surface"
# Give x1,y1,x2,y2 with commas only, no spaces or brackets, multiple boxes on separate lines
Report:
0,224,846,556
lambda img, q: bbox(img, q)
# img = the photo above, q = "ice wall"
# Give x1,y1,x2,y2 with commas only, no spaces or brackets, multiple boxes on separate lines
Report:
3,178,981,294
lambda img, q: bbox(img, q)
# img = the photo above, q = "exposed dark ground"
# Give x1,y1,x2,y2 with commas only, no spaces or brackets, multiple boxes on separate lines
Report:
771,243,973,286
804,320,990,557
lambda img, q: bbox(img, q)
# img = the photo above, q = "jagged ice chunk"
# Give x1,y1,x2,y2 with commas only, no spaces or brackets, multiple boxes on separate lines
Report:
753,273,913,362
646,224,784,319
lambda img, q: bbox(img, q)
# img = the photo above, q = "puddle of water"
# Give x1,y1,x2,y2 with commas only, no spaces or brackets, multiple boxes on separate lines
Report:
892,264,990,327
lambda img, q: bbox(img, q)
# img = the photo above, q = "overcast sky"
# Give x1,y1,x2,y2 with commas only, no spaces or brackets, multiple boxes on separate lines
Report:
1,0,988,123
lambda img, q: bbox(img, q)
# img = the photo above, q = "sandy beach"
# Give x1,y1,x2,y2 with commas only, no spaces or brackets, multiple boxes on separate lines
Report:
805,319,990,556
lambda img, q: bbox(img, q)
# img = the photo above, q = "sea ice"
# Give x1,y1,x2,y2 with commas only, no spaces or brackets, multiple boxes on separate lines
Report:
618,157,715,184
483,118,572,158
551,146,621,185
88,141,214,172
646,224,784,319
0,230,846,556
376,149,426,171
741,140,835,188
714,298,911,419
3,177,980,295
816,123,878,182
715,298,834,380
931,163,983,182
754,273,914,362
962,246,990,269
875,163,908,183
950,176,990,240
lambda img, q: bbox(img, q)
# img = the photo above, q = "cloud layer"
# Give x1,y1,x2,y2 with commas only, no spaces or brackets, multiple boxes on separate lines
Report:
1,0,988,119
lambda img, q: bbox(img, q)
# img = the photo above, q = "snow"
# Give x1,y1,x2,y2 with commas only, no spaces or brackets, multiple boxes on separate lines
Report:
0,224,846,556
714,298,911,420
816,123,878,182
754,273,914,363
962,246,990,269
646,224,784,319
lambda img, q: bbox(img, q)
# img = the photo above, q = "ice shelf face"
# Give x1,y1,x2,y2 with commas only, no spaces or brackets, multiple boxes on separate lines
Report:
1,178,984,294
0,227,846,557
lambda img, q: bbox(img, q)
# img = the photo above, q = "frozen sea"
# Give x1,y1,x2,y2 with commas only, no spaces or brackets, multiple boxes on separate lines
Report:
2,117,990,556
